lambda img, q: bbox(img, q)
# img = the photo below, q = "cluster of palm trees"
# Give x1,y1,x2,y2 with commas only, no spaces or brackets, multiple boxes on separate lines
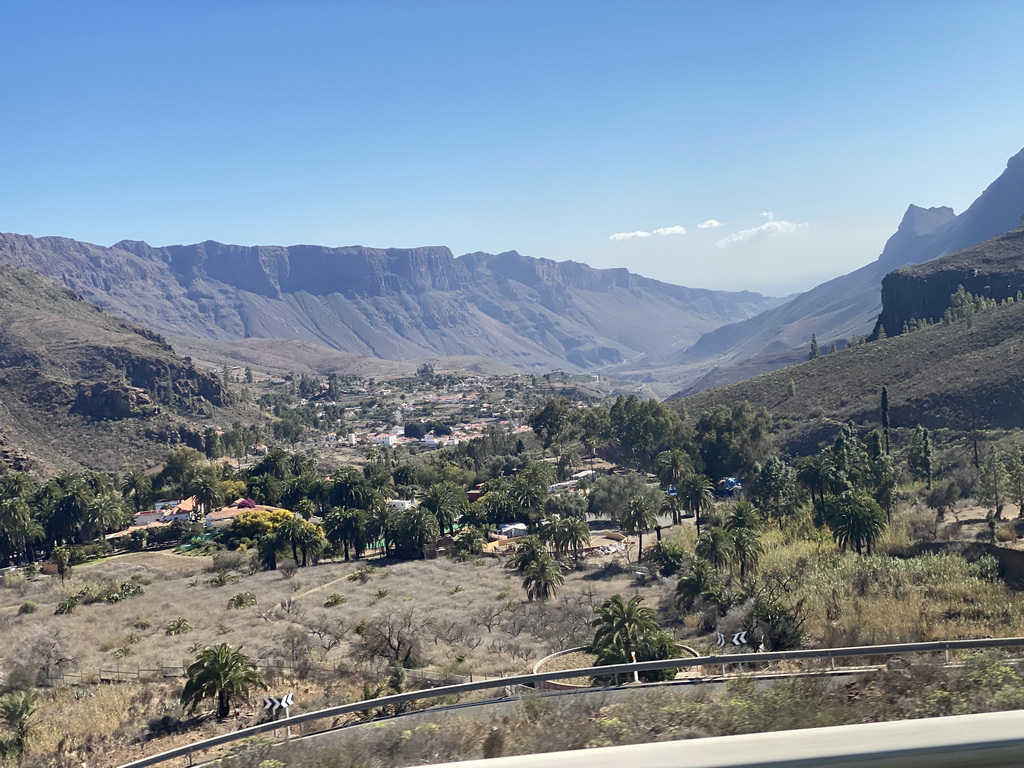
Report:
794,424,893,553
0,470,134,565
655,449,716,534
506,536,565,602
669,500,766,609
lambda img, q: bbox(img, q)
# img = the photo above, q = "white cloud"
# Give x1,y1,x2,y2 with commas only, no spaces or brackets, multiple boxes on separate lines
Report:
760,211,775,220
716,219,808,248
697,219,723,229
609,225,686,241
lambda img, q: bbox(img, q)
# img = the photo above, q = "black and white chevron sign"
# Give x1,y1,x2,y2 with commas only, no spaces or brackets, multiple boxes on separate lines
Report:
262,693,294,712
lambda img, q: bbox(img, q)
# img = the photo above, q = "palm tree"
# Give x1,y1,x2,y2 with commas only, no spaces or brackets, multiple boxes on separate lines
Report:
458,499,490,530
120,469,152,515
294,498,317,520
724,500,763,532
454,525,488,558
730,527,763,581
582,436,597,471
661,492,686,526
395,506,440,559
509,472,546,529
330,467,374,510
255,447,290,480
556,450,582,481
50,544,72,584
678,473,715,537
541,516,589,558
367,496,397,556
0,497,32,565
421,482,468,536
823,491,887,555
675,558,719,611
655,449,692,492
296,520,325,566
87,492,131,539
506,534,541,569
620,493,659,560
324,507,363,561
695,527,734,571
48,474,93,545
589,594,680,682
795,454,830,513
481,488,517,527
0,689,38,759
180,643,266,720
248,473,282,507
278,515,305,562
522,553,563,602
591,594,661,656
559,516,591,558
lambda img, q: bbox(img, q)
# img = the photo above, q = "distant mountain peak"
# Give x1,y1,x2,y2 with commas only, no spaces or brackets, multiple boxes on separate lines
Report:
898,204,956,237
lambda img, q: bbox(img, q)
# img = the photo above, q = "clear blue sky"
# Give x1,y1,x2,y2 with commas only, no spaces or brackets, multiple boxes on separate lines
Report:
3,1,1023,295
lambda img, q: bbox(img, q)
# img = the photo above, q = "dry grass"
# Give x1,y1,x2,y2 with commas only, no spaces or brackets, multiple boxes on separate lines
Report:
0,547,665,766
0,548,657,684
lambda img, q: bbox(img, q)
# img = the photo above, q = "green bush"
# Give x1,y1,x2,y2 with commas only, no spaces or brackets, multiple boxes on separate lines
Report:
206,571,241,587
166,617,193,635
17,601,37,615
55,579,146,614
228,591,258,609
324,594,347,607
55,595,80,615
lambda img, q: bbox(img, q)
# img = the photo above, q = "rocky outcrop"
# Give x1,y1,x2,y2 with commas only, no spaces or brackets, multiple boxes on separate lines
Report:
875,227,1024,336
72,381,160,420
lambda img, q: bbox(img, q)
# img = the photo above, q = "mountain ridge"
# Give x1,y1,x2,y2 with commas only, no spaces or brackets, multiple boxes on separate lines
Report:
643,145,1024,392
0,234,781,373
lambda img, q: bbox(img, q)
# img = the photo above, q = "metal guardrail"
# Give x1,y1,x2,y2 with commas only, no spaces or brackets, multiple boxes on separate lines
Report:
116,636,1024,768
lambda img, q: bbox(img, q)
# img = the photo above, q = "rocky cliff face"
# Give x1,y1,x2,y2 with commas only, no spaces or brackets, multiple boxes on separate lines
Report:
876,227,1024,335
0,235,780,373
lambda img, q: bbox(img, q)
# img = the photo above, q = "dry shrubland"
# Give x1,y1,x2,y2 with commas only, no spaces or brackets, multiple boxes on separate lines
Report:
0,548,665,766
5,504,1024,766
0,551,657,682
